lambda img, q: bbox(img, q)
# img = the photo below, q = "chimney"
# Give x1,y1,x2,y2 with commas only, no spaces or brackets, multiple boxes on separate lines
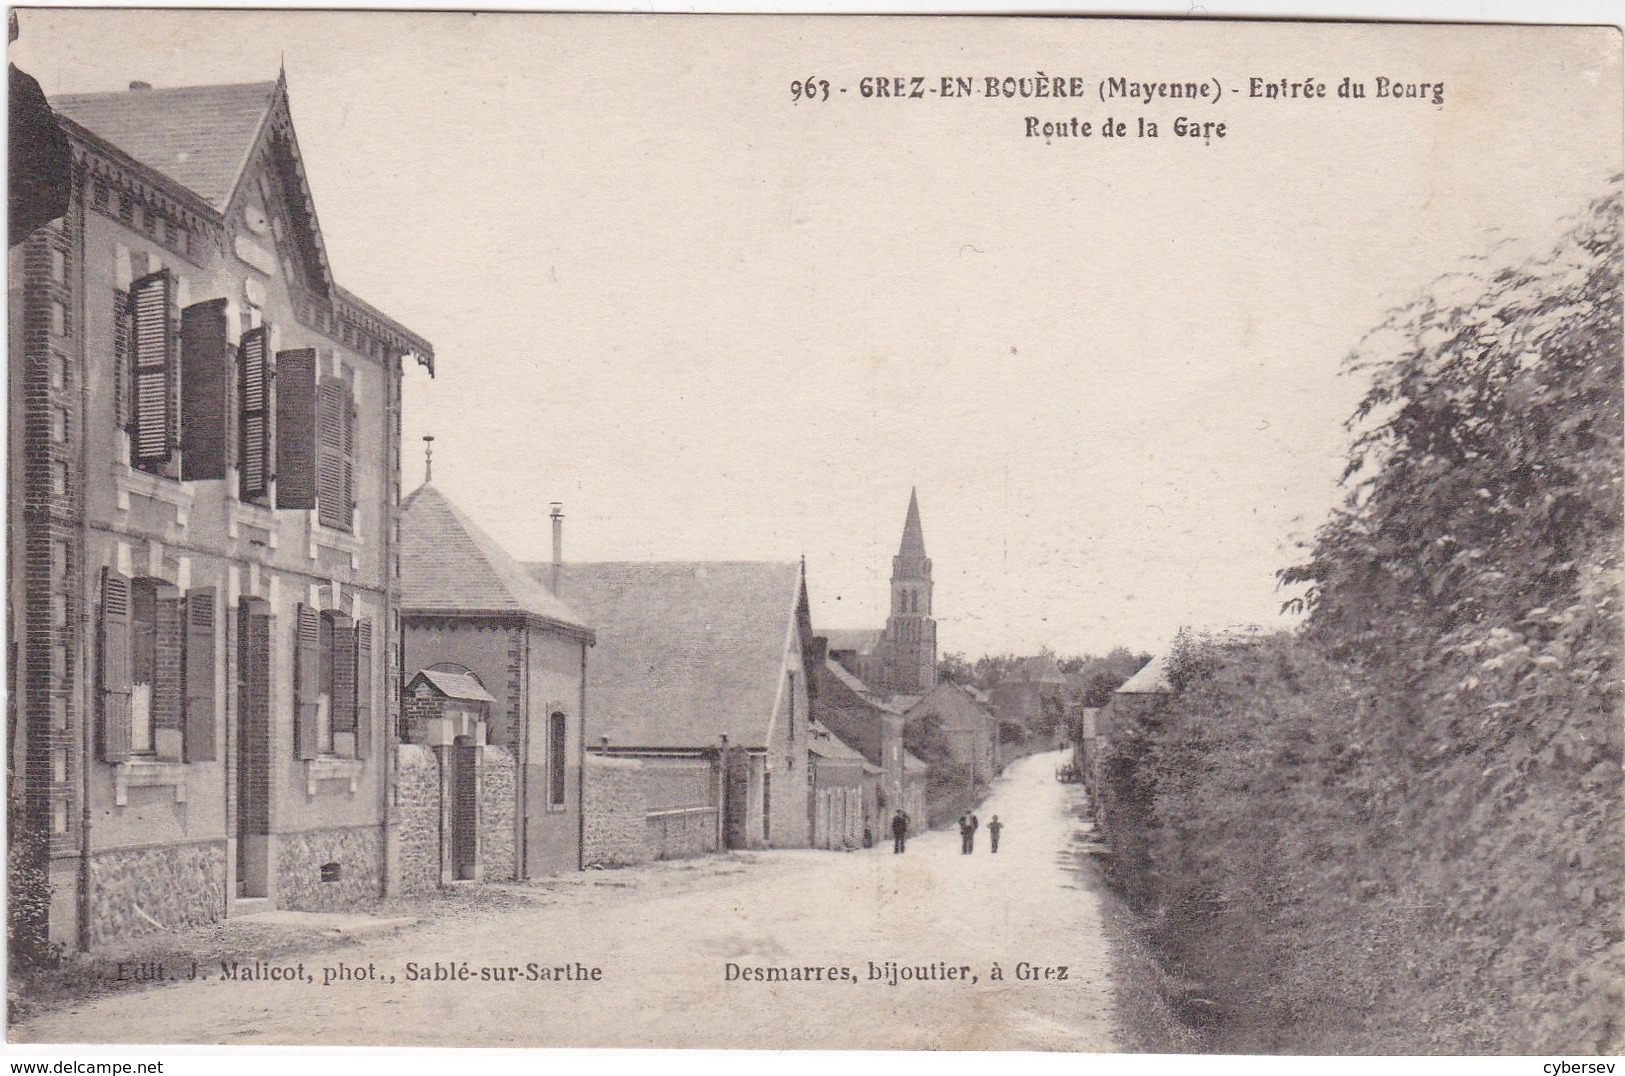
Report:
549,502,564,591
128,81,152,91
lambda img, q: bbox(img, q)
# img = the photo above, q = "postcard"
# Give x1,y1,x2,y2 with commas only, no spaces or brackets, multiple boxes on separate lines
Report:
6,7,1620,1059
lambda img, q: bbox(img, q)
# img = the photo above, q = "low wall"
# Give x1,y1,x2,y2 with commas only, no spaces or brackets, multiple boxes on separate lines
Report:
583,756,648,867
277,826,382,912
86,841,227,948
585,755,720,866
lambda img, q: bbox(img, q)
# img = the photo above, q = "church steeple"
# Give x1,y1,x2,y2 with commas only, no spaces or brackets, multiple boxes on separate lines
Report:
899,487,926,557
881,488,936,694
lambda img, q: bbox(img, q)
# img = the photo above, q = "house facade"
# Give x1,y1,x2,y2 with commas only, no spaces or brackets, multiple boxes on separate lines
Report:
545,560,814,863
399,483,594,881
904,679,1001,785
7,76,432,950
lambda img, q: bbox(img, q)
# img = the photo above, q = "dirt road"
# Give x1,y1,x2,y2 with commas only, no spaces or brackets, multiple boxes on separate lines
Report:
15,749,1118,1050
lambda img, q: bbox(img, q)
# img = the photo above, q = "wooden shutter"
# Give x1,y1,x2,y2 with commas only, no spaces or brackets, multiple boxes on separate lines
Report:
238,327,272,499
275,348,316,509
354,618,372,760
180,299,231,481
129,270,174,465
113,289,131,428
183,588,217,762
151,585,185,761
293,603,320,760
237,599,273,833
98,567,133,763
329,612,357,757
316,376,348,529
343,387,356,524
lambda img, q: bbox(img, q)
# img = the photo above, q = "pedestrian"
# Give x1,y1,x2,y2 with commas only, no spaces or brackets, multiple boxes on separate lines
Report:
958,814,971,854
987,815,1003,854
891,809,910,854
969,813,980,853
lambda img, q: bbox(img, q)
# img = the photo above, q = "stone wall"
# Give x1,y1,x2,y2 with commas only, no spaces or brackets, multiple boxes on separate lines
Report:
277,825,382,912
480,745,517,882
395,744,441,895
86,841,227,948
583,755,648,867
646,808,718,861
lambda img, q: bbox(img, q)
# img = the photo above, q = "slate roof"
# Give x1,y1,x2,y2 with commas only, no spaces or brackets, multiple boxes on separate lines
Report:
899,487,926,556
821,628,882,656
52,81,278,211
809,721,867,764
1116,652,1172,694
544,561,803,750
411,667,497,704
821,657,900,714
400,484,592,638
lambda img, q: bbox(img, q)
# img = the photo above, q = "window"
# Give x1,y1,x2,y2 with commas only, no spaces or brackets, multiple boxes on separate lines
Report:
49,248,65,284
239,327,272,501
98,569,216,764
50,407,66,443
49,350,65,390
51,461,67,497
294,604,371,761
548,712,567,807
50,301,65,337
129,580,158,755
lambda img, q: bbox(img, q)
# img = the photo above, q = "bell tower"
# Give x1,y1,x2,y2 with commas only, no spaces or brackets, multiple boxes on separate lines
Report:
882,488,936,693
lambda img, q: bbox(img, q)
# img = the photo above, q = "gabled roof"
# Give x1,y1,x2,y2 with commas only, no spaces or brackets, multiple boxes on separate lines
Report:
52,80,277,212
821,657,901,714
821,628,882,656
905,679,994,721
400,484,592,639
544,561,804,750
409,667,497,704
1009,653,1066,684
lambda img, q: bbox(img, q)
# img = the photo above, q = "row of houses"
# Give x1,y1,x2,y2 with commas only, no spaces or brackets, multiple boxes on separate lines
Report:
6,73,1004,952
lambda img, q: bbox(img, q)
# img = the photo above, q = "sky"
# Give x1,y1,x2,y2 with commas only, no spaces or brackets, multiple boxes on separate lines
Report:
13,9,1620,658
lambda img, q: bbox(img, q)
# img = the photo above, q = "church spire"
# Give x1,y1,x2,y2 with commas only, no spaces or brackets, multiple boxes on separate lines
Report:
898,487,926,557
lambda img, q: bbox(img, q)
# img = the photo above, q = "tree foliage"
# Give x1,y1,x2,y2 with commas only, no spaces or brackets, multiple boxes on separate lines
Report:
1101,184,1623,1052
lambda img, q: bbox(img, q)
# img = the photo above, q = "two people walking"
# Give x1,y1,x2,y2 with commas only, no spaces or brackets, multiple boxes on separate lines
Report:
958,813,1003,853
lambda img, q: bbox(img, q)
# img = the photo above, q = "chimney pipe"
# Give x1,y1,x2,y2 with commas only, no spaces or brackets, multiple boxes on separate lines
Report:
549,502,564,591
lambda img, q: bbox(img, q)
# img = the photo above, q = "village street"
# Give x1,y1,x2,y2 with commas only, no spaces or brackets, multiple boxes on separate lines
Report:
15,750,1118,1050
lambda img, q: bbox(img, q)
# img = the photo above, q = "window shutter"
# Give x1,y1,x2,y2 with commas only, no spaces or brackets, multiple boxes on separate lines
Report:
183,588,217,762
179,299,231,481
343,389,356,524
294,603,320,760
329,612,357,757
237,598,273,834
98,567,133,764
316,376,348,529
113,289,131,428
275,348,317,509
354,618,373,760
238,327,272,500
129,270,174,465
151,584,185,761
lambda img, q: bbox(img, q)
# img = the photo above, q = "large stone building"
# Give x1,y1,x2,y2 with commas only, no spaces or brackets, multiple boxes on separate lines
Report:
827,488,938,699
7,76,432,950
903,679,1001,785
399,483,594,884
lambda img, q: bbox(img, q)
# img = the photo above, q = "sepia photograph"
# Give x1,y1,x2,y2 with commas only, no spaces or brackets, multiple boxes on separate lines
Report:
4,4,1621,1061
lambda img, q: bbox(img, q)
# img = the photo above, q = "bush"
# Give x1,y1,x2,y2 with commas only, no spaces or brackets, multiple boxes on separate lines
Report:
1098,185,1623,1053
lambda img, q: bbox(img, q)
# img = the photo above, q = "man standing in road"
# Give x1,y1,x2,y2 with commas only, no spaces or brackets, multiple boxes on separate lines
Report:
958,814,972,854
969,813,980,853
987,815,1003,854
891,809,910,854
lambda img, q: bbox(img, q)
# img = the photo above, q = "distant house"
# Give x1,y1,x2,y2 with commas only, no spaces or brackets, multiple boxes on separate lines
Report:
400,483,595,883
812,646,929,835
989,653,1068,733
543,560,814,862
903,679,1001,784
